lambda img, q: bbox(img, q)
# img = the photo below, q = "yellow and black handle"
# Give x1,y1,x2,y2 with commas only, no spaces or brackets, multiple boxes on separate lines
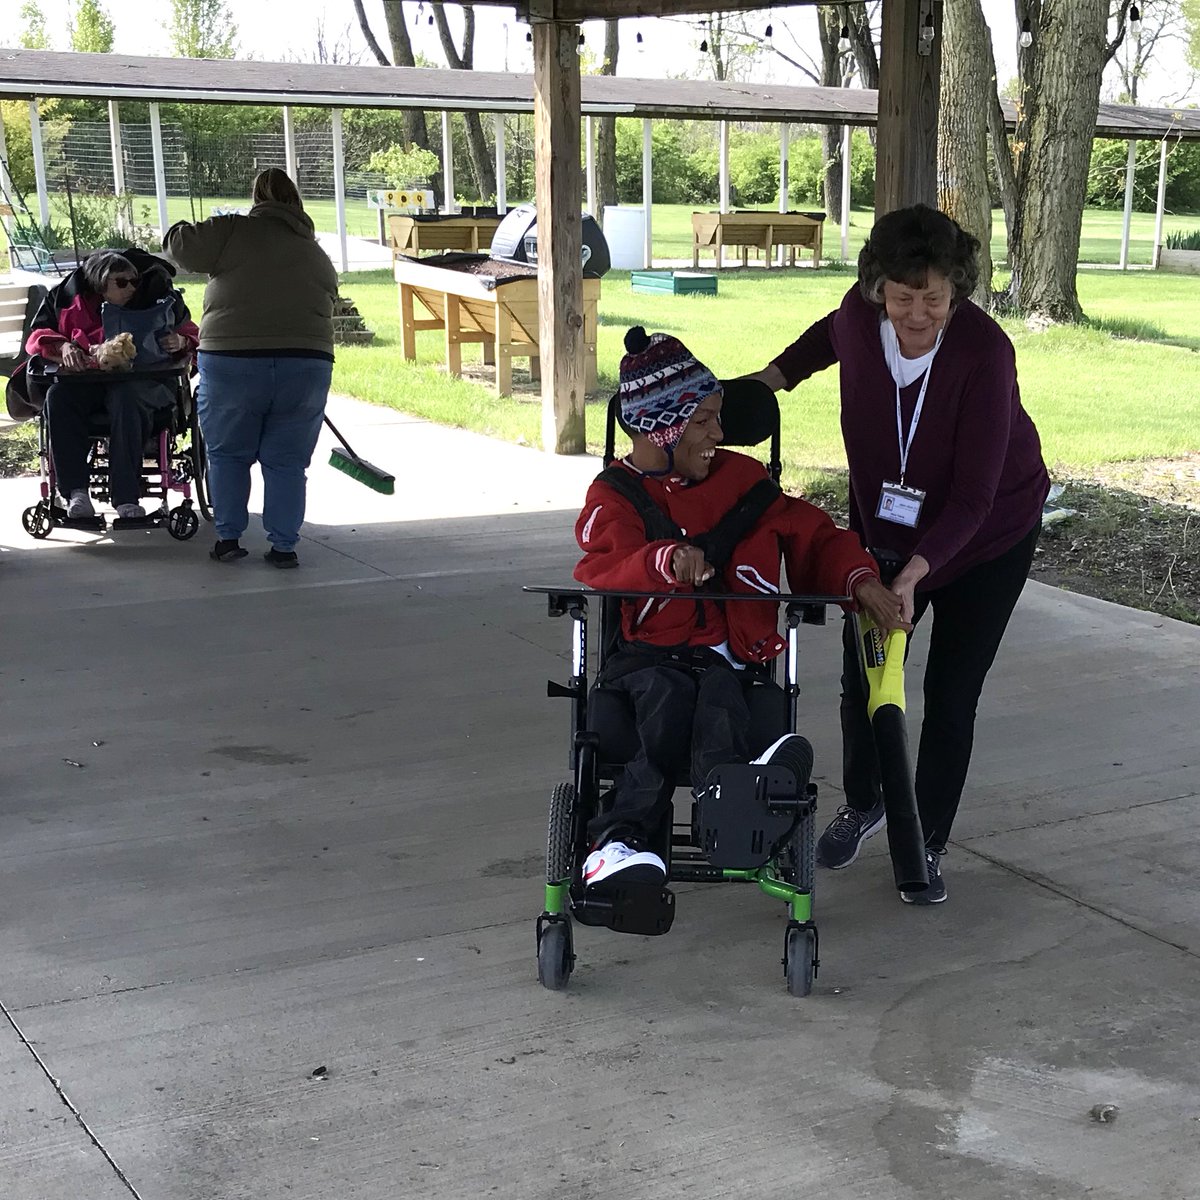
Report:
856,614,929,894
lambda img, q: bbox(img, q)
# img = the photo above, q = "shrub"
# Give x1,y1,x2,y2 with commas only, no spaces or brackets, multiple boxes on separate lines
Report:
1164,228,1200,251
366,143,440,188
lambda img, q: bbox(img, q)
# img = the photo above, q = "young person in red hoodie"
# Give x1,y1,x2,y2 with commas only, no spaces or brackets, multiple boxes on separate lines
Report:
574,328,905,889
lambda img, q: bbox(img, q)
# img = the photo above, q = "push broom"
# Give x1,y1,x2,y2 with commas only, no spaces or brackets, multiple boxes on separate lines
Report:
323,415,395,495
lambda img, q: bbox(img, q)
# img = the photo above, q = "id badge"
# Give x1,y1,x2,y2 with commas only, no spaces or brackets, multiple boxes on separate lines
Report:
876,481,926,528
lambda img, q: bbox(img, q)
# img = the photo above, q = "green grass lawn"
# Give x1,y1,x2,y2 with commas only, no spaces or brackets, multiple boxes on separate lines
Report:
7,195,1191,268
331,265,1200,490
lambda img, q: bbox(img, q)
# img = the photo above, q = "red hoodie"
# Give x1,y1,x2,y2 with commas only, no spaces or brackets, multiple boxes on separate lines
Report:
575,450,878,664
25,292,199,361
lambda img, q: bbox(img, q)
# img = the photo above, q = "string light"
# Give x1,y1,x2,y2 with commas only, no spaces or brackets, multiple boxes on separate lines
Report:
838,25,851,54
920,13,935,43
1129,4,1142,36
700,38,708,53
1019,17,1033,48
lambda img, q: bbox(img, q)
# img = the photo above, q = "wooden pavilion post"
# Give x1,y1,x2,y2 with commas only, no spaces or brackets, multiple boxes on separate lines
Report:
876,0,941,217
532,18,585,454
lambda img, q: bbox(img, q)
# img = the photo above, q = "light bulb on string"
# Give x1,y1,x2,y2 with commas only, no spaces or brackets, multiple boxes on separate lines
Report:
1019,17,1033,48
920,13,935,43
1129,4,1142,36
838,25,851,54
413,1,423,27
700,38,709,53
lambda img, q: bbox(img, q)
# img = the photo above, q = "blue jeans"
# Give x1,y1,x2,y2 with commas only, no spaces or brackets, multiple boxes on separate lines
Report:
197,354,332,551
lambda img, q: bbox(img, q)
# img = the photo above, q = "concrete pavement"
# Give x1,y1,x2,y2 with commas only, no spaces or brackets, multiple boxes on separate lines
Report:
0,394,1197,1199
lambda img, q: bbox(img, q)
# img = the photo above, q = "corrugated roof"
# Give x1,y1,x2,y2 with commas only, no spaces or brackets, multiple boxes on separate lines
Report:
0,49,1194,140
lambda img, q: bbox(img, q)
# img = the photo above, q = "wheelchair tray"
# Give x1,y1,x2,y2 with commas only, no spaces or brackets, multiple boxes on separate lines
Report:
29,357,192,382
524,586,849,605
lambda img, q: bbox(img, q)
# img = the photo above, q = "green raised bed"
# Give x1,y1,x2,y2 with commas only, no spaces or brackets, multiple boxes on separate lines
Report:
630,270,718,296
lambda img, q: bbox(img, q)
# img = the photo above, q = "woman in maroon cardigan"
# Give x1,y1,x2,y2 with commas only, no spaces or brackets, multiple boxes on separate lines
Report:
750,204,1049,905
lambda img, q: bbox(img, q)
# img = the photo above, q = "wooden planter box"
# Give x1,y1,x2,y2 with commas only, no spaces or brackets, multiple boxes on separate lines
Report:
631,270,718,296
387,214,504,258
394,256,600,397
1155,247,1200,275
692,210,825,270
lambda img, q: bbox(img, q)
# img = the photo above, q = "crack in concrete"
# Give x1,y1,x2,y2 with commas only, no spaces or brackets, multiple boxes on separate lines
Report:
0,996,144,1198
962,788,1199,839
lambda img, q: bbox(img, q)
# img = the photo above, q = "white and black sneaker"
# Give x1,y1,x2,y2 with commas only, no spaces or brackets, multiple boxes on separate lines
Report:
582,839,666,888
901,850,947,905
815,801,887,869
753,733,814,784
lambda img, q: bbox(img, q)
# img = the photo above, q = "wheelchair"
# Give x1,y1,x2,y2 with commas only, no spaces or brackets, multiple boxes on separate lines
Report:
526,379,847,997
20,359,211,541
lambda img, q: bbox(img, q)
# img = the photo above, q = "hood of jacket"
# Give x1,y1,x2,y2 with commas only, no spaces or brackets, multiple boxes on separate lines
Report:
248,201,317,239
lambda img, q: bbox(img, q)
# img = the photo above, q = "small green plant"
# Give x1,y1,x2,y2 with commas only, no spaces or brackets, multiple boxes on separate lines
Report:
1164,228,1200,251
366,143,440,189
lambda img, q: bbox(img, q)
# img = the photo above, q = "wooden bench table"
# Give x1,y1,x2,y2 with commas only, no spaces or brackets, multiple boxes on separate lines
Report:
691,210,825,270
394,255,600,397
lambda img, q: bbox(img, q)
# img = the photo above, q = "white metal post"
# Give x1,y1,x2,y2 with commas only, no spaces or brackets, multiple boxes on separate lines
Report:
0,106,11,246
841,124,852,259
28,99,50,226
493,112,507,214
1152,135,1169,267
778,123,789,265
642,118,653,269
108,99,127,234
331,108,348,273
441,111,455,213
283,106,298,187
1119,138,1136,270
585,115,596,218
719,120,730,214
149,101,169,236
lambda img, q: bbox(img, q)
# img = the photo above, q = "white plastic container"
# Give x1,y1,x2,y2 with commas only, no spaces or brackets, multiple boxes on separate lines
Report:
602,206,647,269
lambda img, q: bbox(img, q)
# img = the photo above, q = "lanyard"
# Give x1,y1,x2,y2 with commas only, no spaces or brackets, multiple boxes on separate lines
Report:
894,327,944,485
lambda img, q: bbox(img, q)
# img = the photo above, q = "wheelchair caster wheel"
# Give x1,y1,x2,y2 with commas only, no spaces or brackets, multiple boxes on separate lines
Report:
784,924,818,998
537,918,574,991
22,502,53,539
167,504,200,540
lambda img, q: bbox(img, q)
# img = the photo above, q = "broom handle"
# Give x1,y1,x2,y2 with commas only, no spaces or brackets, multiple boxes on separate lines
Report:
322,414,361,461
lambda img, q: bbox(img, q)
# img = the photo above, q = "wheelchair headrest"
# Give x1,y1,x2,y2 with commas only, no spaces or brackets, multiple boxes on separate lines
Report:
716,377,779,448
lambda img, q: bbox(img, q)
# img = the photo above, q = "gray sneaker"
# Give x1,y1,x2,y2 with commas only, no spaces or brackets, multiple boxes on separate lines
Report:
67,489,95,519
815,801,886,869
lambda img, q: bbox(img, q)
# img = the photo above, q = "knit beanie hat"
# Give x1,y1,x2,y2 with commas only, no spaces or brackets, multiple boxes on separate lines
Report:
618,326,721,452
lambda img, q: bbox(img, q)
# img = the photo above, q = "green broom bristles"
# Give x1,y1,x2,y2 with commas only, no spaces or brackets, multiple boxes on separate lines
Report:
329,445,395,495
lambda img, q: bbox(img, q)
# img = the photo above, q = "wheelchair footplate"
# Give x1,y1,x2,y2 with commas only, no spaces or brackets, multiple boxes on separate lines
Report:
695,763,812,870
571,878,676,937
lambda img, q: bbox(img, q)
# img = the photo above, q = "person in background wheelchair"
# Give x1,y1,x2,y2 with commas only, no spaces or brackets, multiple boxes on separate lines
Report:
24,250,198,521
574,327,906,890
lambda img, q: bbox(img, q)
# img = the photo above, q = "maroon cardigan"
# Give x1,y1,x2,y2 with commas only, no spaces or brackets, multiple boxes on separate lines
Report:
771,286,1049,591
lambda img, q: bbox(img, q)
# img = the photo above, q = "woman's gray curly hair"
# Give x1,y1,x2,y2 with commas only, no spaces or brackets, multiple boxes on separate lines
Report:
858,204,981,307
81,250,138,295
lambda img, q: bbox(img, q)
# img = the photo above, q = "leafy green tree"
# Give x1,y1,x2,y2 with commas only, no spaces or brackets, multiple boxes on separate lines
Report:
19,0,52,49
165,0,238,60
69,0,115,54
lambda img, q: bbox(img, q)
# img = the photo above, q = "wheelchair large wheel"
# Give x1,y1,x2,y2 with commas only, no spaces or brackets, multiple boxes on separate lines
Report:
784,924,817,998
166,503,200,541
22,502,54,540
537,919,574,990
546,781,576,883
190,421,212,522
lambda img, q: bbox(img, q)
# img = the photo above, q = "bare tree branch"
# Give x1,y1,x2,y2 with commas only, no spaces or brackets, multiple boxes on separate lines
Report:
351,0,391,66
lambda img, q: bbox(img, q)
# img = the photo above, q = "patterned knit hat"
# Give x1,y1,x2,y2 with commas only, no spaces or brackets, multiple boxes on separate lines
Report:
618,326,721,451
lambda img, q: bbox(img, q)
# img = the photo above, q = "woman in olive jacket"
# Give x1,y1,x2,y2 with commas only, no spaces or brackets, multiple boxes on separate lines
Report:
165,168,339,568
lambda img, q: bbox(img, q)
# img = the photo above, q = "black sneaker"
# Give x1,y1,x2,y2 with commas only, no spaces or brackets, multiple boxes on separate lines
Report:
815,801,887,869
901,850,947,905
264,548,300,569
210,539,248,562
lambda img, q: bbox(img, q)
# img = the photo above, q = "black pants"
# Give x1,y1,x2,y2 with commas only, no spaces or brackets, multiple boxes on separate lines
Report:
588,648,751,845
47,378,171,506
840,522,1041,851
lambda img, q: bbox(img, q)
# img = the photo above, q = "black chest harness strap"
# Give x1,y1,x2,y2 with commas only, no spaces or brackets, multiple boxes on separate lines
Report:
596,465,781,577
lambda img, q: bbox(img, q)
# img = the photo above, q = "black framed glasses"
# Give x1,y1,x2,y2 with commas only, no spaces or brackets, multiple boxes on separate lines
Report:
111,276,138,289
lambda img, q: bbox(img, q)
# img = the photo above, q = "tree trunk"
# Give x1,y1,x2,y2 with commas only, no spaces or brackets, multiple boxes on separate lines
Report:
1008,0,1110,321
432,6,497,202
937,0,993,305
596,19,619,221
379,0,437,204
817,7,842,223
988,84,1018,261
